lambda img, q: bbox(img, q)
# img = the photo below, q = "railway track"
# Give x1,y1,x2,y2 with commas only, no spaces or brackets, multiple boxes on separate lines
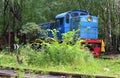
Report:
0,66,114,78
101,53,120,59
0,69,62,78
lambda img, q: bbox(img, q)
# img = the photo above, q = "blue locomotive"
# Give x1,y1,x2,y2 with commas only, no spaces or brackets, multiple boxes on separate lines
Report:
40,10,105,56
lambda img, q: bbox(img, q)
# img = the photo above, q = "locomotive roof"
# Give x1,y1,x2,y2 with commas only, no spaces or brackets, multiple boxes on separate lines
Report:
56,10,90,18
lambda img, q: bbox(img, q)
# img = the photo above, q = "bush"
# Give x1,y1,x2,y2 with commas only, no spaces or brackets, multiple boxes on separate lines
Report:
19,30,94,66
20,22,48,42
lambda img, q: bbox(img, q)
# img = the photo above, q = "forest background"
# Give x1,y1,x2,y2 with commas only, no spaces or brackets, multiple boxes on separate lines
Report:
0,0,120,52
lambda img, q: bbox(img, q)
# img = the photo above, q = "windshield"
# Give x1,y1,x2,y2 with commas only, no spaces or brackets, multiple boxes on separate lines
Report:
70,17,80,30
56,17,64,26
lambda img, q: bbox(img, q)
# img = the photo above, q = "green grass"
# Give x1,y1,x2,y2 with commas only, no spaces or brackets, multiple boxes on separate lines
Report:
0,52,120,77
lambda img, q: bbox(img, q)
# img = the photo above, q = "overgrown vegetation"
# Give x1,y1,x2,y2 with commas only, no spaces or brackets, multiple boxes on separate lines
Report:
0,30,120,77
0,48,120,77
15,30,94,66
20,22,47,42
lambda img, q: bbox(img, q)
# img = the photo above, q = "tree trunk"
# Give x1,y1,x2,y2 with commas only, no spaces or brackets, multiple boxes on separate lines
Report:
107,0,112,52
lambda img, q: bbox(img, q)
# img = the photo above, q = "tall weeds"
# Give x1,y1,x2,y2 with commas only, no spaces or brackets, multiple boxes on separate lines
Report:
18,30,94,66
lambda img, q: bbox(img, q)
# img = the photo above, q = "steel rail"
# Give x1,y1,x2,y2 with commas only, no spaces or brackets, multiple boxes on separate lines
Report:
0,66,114,78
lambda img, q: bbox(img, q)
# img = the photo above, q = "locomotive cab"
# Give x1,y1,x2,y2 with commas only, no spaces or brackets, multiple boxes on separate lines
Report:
40,10,105,56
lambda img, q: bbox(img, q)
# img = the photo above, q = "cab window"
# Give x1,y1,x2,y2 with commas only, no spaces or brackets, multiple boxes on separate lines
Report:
66,14,69,23
56,18,64,25
72,13,78,17
80,13,87,16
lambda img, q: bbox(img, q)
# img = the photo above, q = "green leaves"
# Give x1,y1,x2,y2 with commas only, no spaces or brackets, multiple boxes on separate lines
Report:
16,30,93,66
20,22,47,41
21,22,40,34
7,0,21,5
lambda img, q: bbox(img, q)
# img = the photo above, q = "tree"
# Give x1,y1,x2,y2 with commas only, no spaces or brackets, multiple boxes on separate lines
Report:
20,22,47,42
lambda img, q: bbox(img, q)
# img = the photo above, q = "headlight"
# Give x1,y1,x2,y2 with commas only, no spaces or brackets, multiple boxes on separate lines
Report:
88,16,92,22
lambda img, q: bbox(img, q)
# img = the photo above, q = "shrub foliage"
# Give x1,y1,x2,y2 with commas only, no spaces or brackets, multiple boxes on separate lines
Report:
19,30,94,66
